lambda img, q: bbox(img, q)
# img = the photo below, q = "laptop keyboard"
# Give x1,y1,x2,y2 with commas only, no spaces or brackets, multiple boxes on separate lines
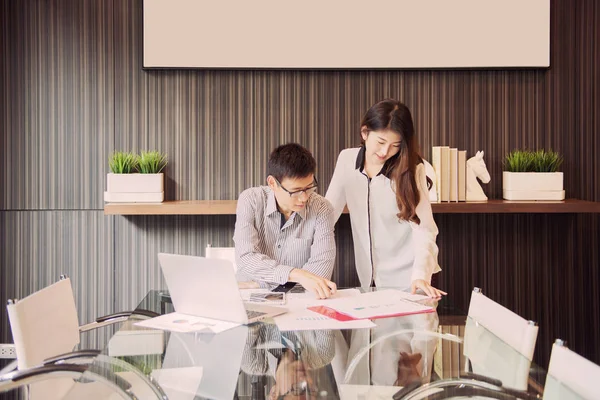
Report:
246,309,267,319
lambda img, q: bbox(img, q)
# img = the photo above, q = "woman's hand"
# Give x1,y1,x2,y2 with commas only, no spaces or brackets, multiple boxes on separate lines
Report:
411,279,447,298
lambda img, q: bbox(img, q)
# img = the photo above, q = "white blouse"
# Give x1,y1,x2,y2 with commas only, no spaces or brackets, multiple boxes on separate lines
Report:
326,148,441,288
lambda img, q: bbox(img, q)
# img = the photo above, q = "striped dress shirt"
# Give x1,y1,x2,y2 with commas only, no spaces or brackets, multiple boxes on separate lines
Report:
233,186,336,289
240,324,335,377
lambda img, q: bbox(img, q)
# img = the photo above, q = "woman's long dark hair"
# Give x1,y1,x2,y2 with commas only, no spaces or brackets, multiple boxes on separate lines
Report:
360,99,431,224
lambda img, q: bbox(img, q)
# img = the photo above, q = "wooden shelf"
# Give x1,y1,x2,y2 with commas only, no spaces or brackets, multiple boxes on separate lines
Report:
104,199,600,215
104,200,236,215
430,199,600,213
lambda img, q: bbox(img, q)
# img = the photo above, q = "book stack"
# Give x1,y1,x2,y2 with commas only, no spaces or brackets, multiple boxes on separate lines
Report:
431,146,467,202
433,324,466,380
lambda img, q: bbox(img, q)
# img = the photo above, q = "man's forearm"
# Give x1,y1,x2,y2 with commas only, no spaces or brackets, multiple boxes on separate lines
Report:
238,252,295,285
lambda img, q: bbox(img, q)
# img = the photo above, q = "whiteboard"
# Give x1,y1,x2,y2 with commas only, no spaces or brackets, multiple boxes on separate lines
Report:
143,0,550,69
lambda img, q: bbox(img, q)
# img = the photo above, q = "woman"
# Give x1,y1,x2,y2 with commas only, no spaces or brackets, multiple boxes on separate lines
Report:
326,99,445,298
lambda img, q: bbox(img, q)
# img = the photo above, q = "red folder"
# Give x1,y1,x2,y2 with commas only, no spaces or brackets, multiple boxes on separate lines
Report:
307,305,435,321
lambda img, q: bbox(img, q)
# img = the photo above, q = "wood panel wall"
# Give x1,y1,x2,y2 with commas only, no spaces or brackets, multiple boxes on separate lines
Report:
1,0,598,384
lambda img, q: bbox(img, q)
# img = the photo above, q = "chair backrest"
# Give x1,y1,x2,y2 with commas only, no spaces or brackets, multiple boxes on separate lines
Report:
7,277,80,370
205,245,237,272
464,288,538,390
544,340,600,399
467,288,538,360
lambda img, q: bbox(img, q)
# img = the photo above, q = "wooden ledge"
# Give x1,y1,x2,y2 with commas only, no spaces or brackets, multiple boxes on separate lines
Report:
104,199,600,216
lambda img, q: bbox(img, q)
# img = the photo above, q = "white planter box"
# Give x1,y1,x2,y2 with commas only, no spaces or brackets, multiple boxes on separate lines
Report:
105,173,164,203
503,190,565,201
503,172,563,191
502,172,564,200
107,173,164,193
104,192,164,203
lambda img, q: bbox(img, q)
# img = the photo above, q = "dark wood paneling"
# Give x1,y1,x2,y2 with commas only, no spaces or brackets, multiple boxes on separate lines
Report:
1,0,598,373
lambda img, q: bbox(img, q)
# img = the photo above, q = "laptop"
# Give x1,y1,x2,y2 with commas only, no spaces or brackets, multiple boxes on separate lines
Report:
157,252,287,324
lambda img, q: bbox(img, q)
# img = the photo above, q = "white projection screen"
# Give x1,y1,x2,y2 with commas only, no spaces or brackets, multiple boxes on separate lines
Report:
143,0,550,69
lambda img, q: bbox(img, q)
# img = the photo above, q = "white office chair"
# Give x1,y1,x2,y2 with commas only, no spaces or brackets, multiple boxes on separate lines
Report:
463,287,539,391
0,276,166,400
543,339,600,400
205,244,237,272
205,244,260,289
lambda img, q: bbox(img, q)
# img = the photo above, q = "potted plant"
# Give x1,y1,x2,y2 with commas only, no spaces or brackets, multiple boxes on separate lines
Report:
104,151,167,203
502,149,564,200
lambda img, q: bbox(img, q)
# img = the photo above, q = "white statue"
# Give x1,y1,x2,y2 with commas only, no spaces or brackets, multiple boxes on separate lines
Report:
466,151,491,201
423,159,438,202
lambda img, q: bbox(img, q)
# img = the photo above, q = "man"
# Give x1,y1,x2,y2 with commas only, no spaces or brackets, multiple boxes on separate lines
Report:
234,143,337,299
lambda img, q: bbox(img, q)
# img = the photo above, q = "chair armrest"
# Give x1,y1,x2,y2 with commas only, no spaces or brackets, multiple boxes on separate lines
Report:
41,350,166,399
11,363,88,382
43,349,101,365
401,377,540,400
80,309,160,332
0,363,134,398
0,360,18,376
96,309,160,323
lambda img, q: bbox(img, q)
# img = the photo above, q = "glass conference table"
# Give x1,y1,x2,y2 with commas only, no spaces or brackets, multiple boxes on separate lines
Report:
65,288,581,400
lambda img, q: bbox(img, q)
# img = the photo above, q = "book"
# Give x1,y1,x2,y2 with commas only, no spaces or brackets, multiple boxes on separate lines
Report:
440,147,450,202
431,146,443,202
449,148,458,202
433,325,465,379
458,150,467,201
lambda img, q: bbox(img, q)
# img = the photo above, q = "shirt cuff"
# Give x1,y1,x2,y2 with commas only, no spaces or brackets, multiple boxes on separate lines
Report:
411,269,431,284
273,265,295,285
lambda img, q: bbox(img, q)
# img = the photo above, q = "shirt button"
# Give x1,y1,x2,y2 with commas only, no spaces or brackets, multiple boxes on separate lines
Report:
278,245,281,248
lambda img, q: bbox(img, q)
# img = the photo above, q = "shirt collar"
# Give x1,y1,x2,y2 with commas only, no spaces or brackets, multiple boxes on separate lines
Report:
266,189,279,216
266,187,308,220
354,145,397,178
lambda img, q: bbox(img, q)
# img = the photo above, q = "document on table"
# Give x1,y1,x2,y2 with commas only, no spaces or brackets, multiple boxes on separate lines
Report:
309,289,435,320
285,288,363,308
134,312,240,334
273,288,375,331
274,309,375,331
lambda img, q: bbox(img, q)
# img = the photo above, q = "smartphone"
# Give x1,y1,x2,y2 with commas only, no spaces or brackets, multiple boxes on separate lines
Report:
248,291,286,305
271,282,298,293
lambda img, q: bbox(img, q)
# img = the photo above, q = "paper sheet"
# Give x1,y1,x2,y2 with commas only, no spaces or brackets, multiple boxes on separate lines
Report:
274,308,375,331
134,312,240,333
273,289,374,331
322,290,434,319
286,288,363,308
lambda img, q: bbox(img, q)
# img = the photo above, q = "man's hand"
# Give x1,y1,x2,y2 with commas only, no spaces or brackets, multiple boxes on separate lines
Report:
289,269,337,299
411,279,447,298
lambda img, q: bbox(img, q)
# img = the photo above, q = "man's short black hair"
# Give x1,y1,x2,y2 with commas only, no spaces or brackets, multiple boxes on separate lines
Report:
267,143,316,181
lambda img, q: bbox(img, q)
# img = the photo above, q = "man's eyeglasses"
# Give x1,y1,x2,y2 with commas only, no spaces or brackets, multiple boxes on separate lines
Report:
275,178,318,199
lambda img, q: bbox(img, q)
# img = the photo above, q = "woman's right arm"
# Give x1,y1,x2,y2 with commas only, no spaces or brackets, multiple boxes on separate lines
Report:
325,151,348,224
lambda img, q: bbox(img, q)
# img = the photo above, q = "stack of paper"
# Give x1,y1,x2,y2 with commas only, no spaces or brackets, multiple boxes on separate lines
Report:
272,289,375,331
308,290,434,321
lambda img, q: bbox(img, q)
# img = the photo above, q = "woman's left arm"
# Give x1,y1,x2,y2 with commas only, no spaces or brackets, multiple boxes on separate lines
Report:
409,163,446,298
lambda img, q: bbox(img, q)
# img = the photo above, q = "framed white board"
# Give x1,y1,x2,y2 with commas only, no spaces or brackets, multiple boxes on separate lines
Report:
143,0,550,69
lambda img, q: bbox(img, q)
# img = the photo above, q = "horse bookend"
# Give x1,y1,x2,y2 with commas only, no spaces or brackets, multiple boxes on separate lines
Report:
466,151,491,201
